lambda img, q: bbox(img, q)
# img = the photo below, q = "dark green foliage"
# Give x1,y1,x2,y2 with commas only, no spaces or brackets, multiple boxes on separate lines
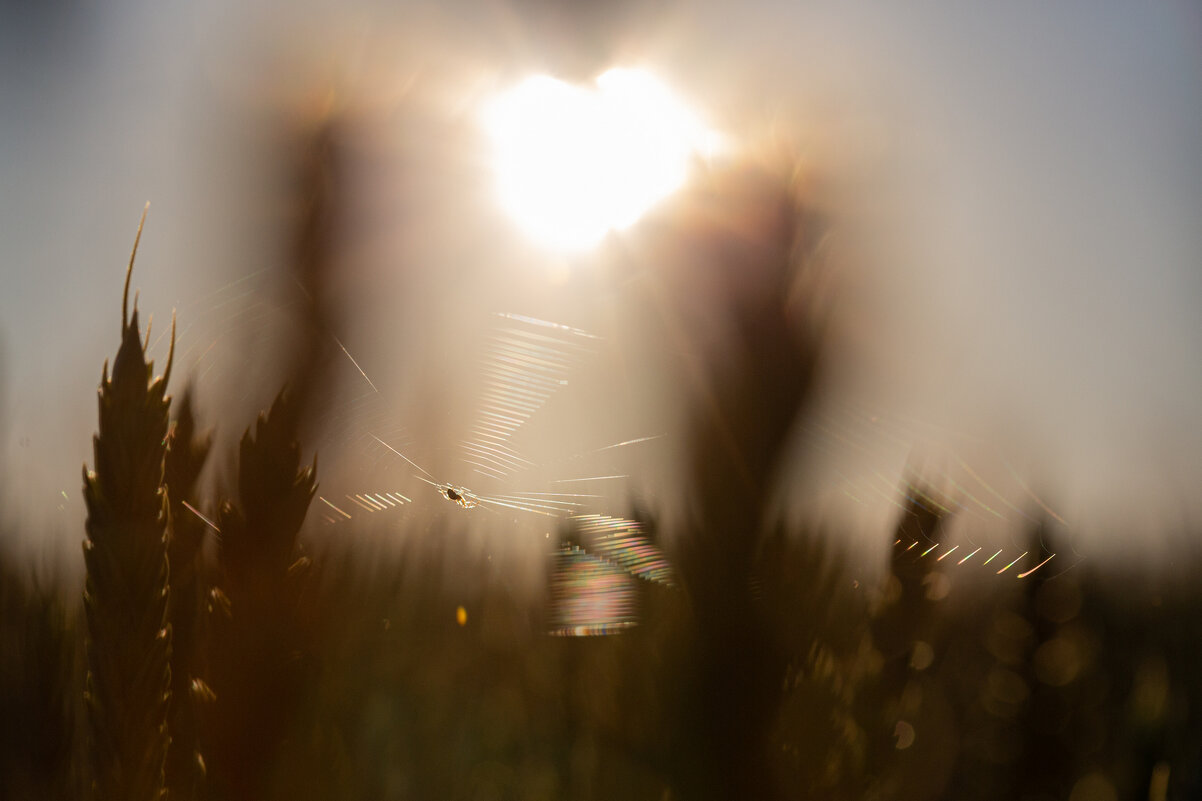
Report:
81,223,175,801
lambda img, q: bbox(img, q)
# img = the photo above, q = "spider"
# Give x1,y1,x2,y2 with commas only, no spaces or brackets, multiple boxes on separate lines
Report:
437,483,479,509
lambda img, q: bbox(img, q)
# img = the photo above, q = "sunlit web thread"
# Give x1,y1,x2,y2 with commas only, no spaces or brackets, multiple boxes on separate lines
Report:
216,299,301,365
369,313,639,517
838,467,913,517
460,313,596,481
369,434,437,481
366,442,671,636
368,433,602,518
803,420,933,521
886,468,1076,581
319,496,353,519
1000,456,1071,529
561,434,666,461
1017,553,1056,578
323,392,393,450
941,470,1006,521
317,310,669,634
799,400,1062,533
165,272,273,375
167,266,360,417
309,363,401,459
904,477,983,521
181,500,220,533
172,261,393,454
551,474,629,484
894,538,1081,581
451,434,668,516
886,473,951,521
483,492,585,513
174,267,659,554
839,399,987,448
286,274,384,397
327,311,647,520
957,546,982,565
334,491,412,516
331,335,378,392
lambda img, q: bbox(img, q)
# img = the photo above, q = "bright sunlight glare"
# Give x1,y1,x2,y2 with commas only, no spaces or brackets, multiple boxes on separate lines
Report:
482,68,719,251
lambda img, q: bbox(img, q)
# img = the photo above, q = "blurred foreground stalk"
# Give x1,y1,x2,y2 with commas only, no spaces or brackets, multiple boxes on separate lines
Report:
204,108,335,801
651,163,826,801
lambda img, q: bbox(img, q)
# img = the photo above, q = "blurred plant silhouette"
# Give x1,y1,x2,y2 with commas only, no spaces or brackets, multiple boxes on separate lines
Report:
650,164,824,801
204,113,338,801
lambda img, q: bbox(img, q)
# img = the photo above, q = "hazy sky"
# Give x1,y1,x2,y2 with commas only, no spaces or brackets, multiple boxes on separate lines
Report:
1,0,1200,562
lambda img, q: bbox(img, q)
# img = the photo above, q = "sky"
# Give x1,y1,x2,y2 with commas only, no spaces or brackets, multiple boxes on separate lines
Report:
1,0,1200,565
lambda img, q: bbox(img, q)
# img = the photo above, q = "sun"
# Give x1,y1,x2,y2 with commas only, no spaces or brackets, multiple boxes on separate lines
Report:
481,68,718,251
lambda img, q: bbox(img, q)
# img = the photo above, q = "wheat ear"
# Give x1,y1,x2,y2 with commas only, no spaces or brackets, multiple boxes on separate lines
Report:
82,205,175,801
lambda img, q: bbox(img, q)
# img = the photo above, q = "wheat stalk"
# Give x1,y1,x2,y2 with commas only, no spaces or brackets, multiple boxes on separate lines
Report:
82,206,176,801
206,388,316,801
163,387,212,801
